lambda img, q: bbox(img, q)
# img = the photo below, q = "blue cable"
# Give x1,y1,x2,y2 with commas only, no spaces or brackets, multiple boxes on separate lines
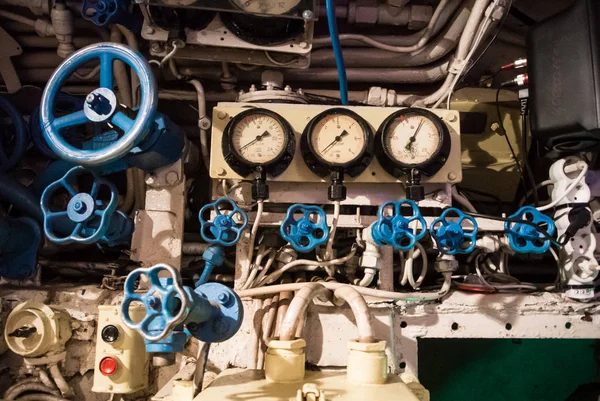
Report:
325,0,349,105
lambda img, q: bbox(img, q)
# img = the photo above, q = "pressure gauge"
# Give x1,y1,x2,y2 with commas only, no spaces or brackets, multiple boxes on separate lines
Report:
375,108,451,178
301,108,374,178
222,108,295,178
229,0,302,15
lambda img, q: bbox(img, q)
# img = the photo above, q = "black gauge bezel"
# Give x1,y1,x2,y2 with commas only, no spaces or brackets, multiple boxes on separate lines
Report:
222,108,296,178
375,108,451,178
228,0,303,16
220,12,304,46
301,108,374,178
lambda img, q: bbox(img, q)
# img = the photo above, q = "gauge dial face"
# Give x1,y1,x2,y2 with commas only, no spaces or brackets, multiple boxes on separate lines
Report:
309,113,367,166
230,0,302,15
231,113,287,164
384,115,441,165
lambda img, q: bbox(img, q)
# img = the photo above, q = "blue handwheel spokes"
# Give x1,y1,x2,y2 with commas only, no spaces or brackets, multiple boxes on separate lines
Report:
50,110,89,132
40,43,158,167
40,166,119,244
372,200,427,251
99,52,114,90
121,264,191,343
281,204,330,253
505,206,556,254
430,208,478,255
199,198,249,247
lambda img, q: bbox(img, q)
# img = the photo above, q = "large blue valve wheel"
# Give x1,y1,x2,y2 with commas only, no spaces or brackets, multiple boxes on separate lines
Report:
505,206,556,254
280,204,329,253
199,198,248,247
40,166,119,244
430,208,478,255
122,264,191,343
40,43,157,167
372,200,427,251
0,96,29,172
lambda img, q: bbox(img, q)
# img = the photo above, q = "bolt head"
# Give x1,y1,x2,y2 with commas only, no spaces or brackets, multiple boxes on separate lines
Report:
299,41,309,49
217,292,230,305
302,10,314,19
490,122,500,132
448,172,457,181
146,26,155,34
217,111,228,120
165,171,179,185
217,168,227,176
145,174,157,185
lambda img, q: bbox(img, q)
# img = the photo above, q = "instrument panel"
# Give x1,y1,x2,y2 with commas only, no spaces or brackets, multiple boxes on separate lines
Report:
210,103,462,184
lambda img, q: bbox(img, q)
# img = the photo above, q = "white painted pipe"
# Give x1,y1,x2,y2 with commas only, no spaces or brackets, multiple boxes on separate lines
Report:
279,283,331,341
333,286,375,343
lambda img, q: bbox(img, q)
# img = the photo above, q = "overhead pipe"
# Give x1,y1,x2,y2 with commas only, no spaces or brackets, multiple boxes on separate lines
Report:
310,0,474,68
178,61,449,85
284,60,449,84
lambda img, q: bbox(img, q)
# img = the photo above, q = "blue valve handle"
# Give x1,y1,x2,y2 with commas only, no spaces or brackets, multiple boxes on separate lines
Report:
280,204,329,253
430,208,478,255
121,264,191,343
199,198,248,247
40,43,158,167
505,206,556,254
40,166,118,244
0,96,29,172
372,200,427,251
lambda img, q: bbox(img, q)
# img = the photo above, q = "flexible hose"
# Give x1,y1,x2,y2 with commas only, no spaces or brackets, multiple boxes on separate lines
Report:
4,382,60,400
355,268,376,287
279,283,331,341
326,0,348,105
257,246,358,286
48,364,73,399
242,200,264,289
13,395,69,401
451,186,477,213
324,200,341,276
333,286,374,343
239,275,452,302
406,242,428,289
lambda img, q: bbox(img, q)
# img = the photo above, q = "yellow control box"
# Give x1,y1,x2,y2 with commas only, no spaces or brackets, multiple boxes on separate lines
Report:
92,305,148,394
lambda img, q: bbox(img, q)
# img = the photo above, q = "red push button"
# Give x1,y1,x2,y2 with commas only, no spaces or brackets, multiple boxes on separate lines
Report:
99,356,118,376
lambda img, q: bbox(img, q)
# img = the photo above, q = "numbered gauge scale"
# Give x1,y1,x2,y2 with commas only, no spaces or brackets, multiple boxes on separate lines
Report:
374,108,451,178
210,104,462,190
222,108,295,178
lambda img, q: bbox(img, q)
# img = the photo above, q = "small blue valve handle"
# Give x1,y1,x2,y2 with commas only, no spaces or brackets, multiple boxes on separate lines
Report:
199,198,248,247
122,264,243,345
505,206,556,254
40,43,157,167
280,204,330,253
0,96,29,172
430,208,478,255
121,264,192,343
371,200,427,251
40,166,119,244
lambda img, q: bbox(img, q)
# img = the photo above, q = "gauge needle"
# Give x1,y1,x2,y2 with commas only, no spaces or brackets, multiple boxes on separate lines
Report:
405,120,425,151
239,131,270,152
321,130,349,154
